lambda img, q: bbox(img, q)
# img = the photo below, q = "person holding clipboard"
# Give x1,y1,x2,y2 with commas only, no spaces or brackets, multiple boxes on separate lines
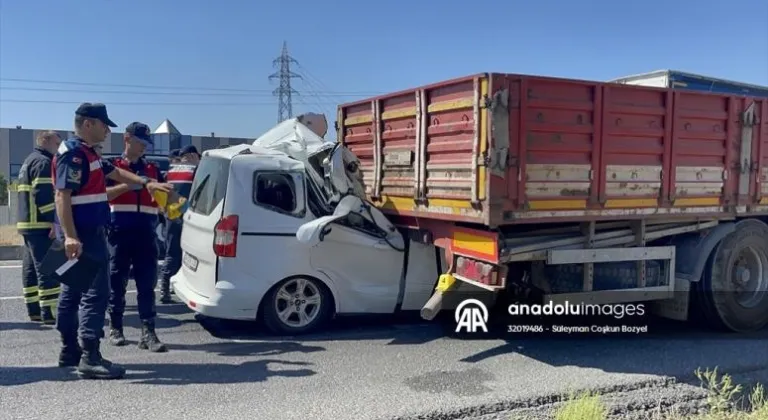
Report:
52,103,172,380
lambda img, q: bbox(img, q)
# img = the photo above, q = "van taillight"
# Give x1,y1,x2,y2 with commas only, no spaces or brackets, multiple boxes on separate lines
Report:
213,215,239,257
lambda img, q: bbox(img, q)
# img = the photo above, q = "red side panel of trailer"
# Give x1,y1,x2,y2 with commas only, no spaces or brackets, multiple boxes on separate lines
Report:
338,72,768,228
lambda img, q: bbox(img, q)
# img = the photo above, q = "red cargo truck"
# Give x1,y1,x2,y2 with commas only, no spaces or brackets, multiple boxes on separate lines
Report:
336,72,768,333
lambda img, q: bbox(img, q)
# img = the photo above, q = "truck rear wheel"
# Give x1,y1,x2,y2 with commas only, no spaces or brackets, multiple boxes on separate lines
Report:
695,219,768,333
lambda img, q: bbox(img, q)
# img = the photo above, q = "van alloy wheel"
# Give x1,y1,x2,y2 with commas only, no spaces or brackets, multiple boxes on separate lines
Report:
274,278,322,328
262,277,332,335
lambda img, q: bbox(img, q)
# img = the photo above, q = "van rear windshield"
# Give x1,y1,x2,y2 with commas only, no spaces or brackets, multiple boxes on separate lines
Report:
188,155,230,216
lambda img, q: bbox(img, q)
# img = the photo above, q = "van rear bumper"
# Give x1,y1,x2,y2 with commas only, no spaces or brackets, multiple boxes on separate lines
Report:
171,272,258,321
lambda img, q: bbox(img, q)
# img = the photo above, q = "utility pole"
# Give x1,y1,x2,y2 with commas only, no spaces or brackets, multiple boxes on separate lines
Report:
269,41,301,123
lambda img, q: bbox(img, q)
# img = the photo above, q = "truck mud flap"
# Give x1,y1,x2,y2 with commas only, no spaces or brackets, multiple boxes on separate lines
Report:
670,222,736,283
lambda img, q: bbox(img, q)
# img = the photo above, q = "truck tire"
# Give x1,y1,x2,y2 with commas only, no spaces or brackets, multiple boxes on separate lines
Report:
695,219,768,333
261,276,334,336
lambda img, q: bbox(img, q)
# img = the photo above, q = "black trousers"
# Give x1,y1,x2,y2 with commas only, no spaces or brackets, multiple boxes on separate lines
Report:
160,220,182,292
55,227,111,342
21,232,59,317
107,228,159,326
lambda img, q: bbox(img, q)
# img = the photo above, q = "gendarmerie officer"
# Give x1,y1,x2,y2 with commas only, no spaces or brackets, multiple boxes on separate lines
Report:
104,122,167,352
168,149,181,166
158,145,199,303
53,103,172,380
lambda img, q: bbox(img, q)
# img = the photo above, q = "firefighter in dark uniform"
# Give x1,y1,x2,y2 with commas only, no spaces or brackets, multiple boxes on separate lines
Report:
17,130,62,324
159,145,199,303
104,122,167,352
53,103,172,379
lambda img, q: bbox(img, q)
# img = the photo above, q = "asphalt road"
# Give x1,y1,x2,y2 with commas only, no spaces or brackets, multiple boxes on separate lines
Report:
2,260,768,420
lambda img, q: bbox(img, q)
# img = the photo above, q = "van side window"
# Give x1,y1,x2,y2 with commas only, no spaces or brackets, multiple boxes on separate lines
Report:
339,211,385,237
253,172,297,214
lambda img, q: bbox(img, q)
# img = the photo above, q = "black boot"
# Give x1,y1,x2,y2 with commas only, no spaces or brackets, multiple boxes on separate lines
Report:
159,281,173,304
77,339,125,380
27,303,41,322
138,319,167,352
58,336,82,368
41,307,56,326
108,328,126,346
159,291,173,304
108,315,126,346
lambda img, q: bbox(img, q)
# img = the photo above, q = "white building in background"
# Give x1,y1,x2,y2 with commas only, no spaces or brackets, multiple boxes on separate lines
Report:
0,118,253,181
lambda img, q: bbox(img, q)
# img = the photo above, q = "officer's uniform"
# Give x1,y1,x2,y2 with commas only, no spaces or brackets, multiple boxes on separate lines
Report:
53,102,125,380
105,122,167,352
16,146,59,323
159,152,196,303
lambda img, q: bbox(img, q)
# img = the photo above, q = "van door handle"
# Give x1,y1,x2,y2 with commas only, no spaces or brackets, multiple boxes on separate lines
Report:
319,225,332,241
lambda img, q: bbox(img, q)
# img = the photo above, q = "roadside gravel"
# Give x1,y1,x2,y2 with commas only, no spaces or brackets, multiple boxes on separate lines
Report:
395,367,768,420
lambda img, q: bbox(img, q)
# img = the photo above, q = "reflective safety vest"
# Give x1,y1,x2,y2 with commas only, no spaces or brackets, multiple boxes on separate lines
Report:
52,138,110,230
107,157,161,230
166,163,196,200
16,147,56,234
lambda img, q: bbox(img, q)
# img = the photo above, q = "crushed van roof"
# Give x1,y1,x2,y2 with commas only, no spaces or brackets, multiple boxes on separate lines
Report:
203,143,306,172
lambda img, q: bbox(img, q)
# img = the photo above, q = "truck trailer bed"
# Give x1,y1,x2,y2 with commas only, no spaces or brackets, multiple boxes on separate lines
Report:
337,72,768,228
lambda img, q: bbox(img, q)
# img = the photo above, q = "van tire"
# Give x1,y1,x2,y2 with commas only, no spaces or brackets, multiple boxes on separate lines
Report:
261,276,334,336
694,219,768,333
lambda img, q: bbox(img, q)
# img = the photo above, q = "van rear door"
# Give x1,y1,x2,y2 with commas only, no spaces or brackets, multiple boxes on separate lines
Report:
178,153,231,298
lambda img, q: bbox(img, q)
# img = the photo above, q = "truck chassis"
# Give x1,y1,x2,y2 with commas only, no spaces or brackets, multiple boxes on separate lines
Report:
393,214,768,333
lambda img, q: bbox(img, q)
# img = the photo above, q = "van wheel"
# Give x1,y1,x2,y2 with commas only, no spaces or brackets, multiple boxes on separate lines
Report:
695,219,768,333
261,277,333,335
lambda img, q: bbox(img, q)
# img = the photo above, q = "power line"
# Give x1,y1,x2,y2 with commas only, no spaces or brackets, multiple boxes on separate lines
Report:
0,99,284,106
296,64,352,118
269,41,301,123
0,77,383,95
0,86,372,97
0,77,272,93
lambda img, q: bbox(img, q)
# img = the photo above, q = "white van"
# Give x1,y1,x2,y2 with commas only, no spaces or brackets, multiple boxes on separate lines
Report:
170,119,442,335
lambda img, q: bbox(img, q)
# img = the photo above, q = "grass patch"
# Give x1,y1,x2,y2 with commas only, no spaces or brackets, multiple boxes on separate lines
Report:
546,368,768,420
0,225,21,246
554,390,608,420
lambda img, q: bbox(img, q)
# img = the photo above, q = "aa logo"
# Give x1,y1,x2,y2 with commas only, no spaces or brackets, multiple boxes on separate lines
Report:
454,299,489,333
